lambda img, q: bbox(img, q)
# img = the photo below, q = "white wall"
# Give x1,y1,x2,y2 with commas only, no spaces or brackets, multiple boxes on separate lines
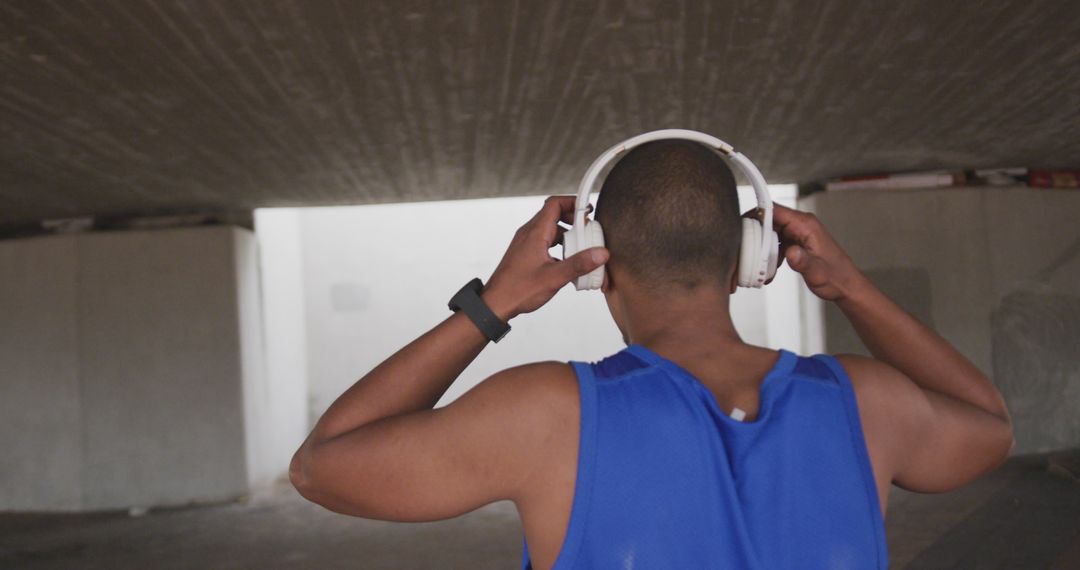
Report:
0,226,279,511
252,210,311,484
261,187,804,422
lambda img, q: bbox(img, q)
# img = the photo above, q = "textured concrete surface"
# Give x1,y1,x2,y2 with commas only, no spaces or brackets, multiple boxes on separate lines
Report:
1,452,1077,569
2,1,1079,226
76,227,252,510
806,186,1080,454
0,483,524,570
0,227,285,511
0,236,82,511
886,450,1080,569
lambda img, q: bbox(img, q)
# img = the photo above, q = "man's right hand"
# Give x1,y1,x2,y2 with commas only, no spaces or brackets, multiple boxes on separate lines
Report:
770,203,866,303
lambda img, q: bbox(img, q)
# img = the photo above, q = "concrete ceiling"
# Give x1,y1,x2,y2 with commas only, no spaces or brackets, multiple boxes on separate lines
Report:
2,1,1079,226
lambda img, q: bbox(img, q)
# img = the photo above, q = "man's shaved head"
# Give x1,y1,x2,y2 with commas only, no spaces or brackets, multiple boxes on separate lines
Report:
595,140,741,291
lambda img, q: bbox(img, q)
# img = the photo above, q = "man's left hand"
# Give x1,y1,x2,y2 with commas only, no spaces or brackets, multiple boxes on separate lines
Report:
483,195,609,320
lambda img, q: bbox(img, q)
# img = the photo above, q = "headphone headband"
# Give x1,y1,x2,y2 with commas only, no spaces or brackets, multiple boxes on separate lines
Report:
573,129,774,280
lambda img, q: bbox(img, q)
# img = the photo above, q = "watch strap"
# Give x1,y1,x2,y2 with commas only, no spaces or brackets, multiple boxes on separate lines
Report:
448,278,511,343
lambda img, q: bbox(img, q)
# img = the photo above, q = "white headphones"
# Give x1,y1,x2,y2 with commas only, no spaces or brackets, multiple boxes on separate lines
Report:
562,129,780,291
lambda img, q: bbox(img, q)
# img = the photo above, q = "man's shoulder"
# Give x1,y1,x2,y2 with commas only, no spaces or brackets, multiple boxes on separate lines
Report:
491,360,578,387
825,354,928,492
469,362,582,488
476,361,580,418
832,354,931,425
832,353,918,405
831,353,926,471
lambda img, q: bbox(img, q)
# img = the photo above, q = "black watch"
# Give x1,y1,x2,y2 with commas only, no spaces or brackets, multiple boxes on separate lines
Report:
448,278,511,343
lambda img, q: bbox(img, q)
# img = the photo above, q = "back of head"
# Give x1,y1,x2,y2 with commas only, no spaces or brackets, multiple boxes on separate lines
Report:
595,140,741,291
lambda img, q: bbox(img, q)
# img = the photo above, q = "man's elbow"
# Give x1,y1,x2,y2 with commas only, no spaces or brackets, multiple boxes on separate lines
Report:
986,417,1016,472
1001,421,1017,461
289,446,370,517
981,396,1015,467
289,444,322,502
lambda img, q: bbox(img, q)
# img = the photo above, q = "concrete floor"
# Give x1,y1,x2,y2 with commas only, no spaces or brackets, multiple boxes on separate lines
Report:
2,451,1078,569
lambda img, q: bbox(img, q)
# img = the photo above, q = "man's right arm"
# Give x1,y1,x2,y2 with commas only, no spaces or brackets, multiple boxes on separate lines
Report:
769,204,1014,492
834,280,1014,492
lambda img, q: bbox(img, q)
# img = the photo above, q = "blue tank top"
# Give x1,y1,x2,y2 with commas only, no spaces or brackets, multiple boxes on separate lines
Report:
522,344,888,569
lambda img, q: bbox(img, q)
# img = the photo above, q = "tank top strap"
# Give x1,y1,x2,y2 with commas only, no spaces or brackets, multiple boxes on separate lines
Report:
539,360,600,570
810,354,890,568
522,360,599,570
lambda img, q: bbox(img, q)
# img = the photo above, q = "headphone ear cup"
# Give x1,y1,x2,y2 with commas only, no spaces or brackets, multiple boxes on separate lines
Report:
764,229,780,283
738,218,761,288
568,220,606,291
585,219,605,250
574,221,609,291
562,225,581,259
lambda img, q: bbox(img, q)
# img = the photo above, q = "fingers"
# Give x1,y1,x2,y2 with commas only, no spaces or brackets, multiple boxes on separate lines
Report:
542,195,591,225
554,247,608,285
784,245,808,272
522,196,569,232
743,204,798,263
549,225,568,248
523,196,590,248
771,202,799,218
776,240,793,269
771,203,815,239
770,204,800,234
533,195,579,227
747,204,807,238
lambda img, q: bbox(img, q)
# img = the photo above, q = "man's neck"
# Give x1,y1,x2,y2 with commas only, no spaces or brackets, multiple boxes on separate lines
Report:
621,285,747,360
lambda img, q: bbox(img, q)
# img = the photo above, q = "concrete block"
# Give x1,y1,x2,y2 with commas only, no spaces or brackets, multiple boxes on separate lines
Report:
0,236,82,510
77,227,249,509
0,226,279,511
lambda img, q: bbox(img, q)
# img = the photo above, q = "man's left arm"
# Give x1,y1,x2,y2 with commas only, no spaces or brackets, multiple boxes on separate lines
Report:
289,195,608,520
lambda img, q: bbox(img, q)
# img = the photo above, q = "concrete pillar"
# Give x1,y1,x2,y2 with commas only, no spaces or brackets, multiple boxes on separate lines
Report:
0,225,291,511
0,236,82,510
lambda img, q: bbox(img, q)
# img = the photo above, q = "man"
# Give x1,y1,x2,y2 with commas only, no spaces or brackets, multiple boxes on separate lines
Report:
290,141,1014,569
